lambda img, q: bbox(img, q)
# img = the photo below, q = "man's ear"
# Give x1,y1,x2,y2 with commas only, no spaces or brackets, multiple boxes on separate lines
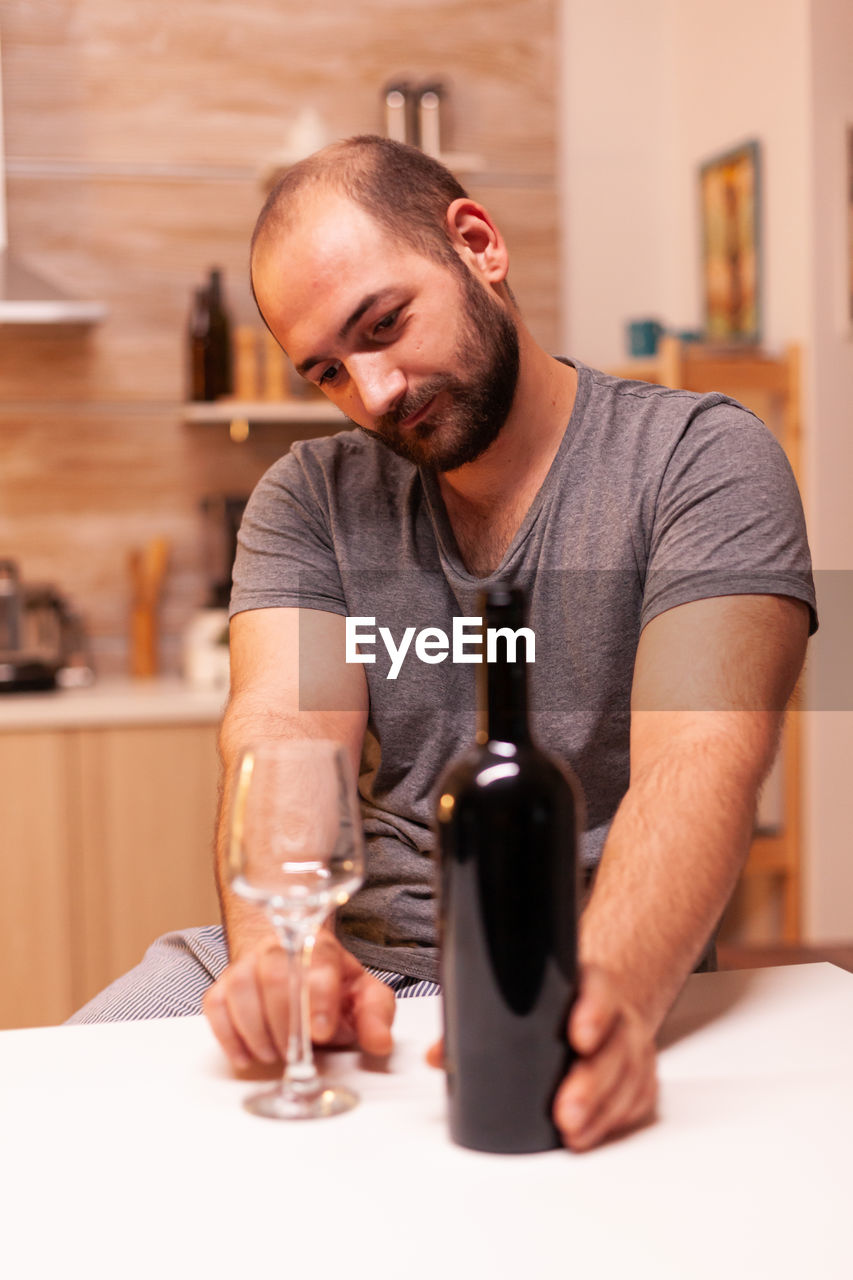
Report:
444,198,510,287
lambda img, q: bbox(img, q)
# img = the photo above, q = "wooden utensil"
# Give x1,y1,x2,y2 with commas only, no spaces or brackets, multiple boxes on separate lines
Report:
128,537,170,677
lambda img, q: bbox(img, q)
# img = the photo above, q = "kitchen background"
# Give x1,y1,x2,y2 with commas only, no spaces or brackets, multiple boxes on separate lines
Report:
0,0,559,675
1,0,852,1023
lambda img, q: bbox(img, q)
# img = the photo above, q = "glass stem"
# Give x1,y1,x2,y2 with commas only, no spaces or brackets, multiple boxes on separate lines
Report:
281,930,320,1097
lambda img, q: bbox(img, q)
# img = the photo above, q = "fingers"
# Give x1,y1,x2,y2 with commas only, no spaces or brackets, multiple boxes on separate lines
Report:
307,933,344,1044
568,963,621,1056
203,986,254,1069
577,1053,657,1151
203,939,286,1069
343,951,396,1055
554,1020,657,1150
554,964,658,1152
203,934,395,1070
425,1036,444,1069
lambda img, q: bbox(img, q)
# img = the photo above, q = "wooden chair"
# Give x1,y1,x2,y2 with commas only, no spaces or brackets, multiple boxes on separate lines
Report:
609,336,805,941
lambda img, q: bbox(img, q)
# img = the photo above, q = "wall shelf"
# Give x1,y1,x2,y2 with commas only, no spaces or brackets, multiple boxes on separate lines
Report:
0,250,108,326
182,399,346,426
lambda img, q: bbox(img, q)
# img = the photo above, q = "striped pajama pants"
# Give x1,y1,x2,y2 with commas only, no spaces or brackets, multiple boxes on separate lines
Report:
65,925,440,1024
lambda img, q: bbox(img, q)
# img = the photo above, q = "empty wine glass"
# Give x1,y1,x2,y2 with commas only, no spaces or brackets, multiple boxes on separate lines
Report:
227,739,365,1119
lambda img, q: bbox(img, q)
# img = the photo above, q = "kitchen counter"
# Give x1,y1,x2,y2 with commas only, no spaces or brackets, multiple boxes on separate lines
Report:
0,676,227,731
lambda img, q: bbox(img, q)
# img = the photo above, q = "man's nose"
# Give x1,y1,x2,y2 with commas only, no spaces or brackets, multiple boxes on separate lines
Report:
347,353,407,419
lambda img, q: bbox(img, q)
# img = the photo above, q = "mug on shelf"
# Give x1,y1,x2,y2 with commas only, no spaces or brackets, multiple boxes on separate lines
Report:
626,318,665,358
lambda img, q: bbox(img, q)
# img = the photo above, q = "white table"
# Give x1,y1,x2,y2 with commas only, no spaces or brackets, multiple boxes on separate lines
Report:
1,964,851,1280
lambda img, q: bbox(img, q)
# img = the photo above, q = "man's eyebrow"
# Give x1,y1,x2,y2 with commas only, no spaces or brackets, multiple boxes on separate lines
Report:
295,290,396,376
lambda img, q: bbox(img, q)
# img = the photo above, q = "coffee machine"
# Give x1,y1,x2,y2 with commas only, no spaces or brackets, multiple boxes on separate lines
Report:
0,559,92,692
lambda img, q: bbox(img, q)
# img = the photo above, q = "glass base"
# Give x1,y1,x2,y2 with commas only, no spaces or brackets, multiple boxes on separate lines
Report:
243,1081,359,1120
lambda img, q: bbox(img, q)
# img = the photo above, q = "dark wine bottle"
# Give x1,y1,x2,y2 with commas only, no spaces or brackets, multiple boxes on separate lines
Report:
188,268,233,402
188,286,210,402
435,586,582,1153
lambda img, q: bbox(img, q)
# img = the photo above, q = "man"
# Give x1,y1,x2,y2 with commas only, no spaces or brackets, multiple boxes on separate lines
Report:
73,136,815,1153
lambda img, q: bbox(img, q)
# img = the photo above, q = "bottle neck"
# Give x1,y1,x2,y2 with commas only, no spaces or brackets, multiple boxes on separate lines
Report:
190,288,210,327
478,647,531,746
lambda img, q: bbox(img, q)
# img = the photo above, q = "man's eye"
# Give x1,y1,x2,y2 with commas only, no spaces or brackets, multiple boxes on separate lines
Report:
318,363,341,386
373,310,400,336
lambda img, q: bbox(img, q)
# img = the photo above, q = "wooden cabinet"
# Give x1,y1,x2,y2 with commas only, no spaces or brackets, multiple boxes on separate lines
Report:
0,722,222,1029
0,732,76,1028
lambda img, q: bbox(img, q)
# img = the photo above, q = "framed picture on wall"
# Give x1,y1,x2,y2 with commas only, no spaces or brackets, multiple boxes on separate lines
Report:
699,140,761,346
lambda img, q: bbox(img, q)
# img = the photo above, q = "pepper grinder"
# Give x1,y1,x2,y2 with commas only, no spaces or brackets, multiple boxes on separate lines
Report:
383,80,418,146
417,83,445,158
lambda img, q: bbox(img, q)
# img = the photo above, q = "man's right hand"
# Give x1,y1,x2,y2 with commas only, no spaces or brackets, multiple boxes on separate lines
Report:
203,930,396,1070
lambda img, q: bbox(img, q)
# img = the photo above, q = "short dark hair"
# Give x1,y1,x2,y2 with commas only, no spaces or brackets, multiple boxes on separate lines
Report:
250,134,470,270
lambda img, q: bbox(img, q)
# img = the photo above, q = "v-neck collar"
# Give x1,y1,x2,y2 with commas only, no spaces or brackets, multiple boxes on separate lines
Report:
418,357,590,584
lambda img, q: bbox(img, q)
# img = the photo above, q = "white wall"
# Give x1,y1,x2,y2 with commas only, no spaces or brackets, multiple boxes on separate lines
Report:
666,0,812,353
558,0,853,940
558,0,677,363
559,0,811,366
802,0,853,939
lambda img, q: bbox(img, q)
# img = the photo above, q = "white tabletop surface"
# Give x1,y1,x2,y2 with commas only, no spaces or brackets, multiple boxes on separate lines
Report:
1,963,851,1280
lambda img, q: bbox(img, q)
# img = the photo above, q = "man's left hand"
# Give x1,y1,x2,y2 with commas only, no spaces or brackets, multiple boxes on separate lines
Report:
552,963,658,1151
426,962,658,1152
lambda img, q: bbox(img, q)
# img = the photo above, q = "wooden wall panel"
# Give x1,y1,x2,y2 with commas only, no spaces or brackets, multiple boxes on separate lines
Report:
0,0,558,673
0,405,338,672
2,176,558,403
2,176,263,403
1,0,555,175
471,182,560,350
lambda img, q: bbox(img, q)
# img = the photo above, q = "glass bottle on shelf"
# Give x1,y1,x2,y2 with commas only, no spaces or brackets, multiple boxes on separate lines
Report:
188,268,234,401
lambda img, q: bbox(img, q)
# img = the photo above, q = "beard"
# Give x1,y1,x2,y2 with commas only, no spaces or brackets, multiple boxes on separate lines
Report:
353,265,520,472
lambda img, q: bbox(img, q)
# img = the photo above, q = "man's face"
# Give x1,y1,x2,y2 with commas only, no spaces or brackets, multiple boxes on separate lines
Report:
252,193,520,471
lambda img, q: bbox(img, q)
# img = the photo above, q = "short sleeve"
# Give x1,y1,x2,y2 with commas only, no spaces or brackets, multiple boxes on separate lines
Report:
229,445,347,619
641,400,817,634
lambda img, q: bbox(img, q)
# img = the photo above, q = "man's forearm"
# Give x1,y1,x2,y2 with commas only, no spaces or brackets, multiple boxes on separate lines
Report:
213,699,284,958
579,713,779,1033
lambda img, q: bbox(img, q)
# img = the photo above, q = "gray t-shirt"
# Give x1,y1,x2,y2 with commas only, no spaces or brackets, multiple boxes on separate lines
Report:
230,358,817,981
